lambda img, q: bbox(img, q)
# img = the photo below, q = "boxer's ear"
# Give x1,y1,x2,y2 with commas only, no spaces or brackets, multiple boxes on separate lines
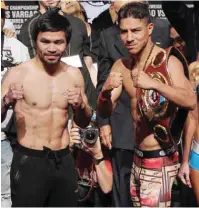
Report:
148,22,154,37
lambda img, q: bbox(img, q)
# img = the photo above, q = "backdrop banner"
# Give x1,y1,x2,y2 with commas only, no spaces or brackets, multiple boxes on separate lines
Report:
5,1,193,35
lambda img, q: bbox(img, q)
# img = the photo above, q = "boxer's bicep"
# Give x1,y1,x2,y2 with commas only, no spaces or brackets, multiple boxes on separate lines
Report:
76,68,86,94
71,68,88,103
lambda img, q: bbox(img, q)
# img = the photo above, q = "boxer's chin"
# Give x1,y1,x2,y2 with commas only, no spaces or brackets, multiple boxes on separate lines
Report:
44,57,60,65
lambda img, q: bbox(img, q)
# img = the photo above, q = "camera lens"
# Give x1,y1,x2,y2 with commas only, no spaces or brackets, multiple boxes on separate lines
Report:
85,130,96,141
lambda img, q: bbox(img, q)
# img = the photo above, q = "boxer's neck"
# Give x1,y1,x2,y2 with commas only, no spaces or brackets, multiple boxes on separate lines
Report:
133,41,154,72
35,56,62,76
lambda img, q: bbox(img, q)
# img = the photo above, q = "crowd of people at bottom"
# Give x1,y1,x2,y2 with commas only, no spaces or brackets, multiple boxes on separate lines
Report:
1,0,199,207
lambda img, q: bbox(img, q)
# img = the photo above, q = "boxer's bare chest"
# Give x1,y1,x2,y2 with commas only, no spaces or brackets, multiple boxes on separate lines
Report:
20,70,73,110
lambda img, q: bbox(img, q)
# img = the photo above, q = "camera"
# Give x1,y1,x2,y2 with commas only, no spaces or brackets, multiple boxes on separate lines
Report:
79,127,99,145
78,111,99,145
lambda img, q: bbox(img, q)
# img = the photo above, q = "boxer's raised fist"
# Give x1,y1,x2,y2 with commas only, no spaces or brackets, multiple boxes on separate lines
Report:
67,87,84,109
4,83,24,104
103,72,123,91
132,70,155,90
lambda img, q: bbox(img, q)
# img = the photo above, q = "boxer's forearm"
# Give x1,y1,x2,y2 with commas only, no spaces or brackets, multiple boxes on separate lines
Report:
153,81,196,110
97,90,113,119
73,99,92,128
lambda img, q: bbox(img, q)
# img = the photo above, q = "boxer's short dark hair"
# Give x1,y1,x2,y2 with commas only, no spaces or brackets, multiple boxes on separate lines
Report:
118,2,150,25
32,7,72,44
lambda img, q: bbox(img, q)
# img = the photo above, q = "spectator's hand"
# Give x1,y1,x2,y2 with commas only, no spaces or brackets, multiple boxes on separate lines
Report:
4,83,24,104
100,125,112,150
69,127,81,147
3,28,16,38
69,127,103,158
178,162,192,188
82,137,103,159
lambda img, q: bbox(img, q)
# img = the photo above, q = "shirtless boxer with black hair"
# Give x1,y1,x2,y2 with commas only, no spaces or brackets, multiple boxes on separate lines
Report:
1,9,92,207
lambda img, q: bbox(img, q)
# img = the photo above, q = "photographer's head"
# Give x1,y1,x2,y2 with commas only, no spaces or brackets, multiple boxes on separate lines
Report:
118,2,153,55
33,8,71,66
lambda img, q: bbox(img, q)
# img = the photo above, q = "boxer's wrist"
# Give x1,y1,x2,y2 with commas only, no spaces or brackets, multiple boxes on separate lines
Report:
4,94,11,104
73,100,92,120
79,95,88,110
72,101,85,111
80,102,85,110
2,94,11,110
99,90,112,101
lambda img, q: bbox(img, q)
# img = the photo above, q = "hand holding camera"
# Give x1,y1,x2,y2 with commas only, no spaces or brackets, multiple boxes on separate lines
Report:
69,127,82,146
69,127,103,159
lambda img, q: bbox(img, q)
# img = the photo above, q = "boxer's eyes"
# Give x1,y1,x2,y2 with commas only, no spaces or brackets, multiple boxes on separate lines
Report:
54,40,65,45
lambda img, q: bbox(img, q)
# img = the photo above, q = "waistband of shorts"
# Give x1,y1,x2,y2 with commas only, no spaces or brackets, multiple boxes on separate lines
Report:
133,151,179,169
192,139,199,154
134,145,177,159
16,142,70,158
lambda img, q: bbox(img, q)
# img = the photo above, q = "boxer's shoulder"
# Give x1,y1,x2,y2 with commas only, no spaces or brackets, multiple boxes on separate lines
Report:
112,58,129,73
64,64,82,78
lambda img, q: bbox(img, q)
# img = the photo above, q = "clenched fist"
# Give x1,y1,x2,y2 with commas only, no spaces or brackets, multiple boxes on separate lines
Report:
131,70,156,89
67,87,84,109
103,72,123,91
4,83,24,104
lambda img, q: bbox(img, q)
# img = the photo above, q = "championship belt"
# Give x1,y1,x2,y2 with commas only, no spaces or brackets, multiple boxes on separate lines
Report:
137,47,189,145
